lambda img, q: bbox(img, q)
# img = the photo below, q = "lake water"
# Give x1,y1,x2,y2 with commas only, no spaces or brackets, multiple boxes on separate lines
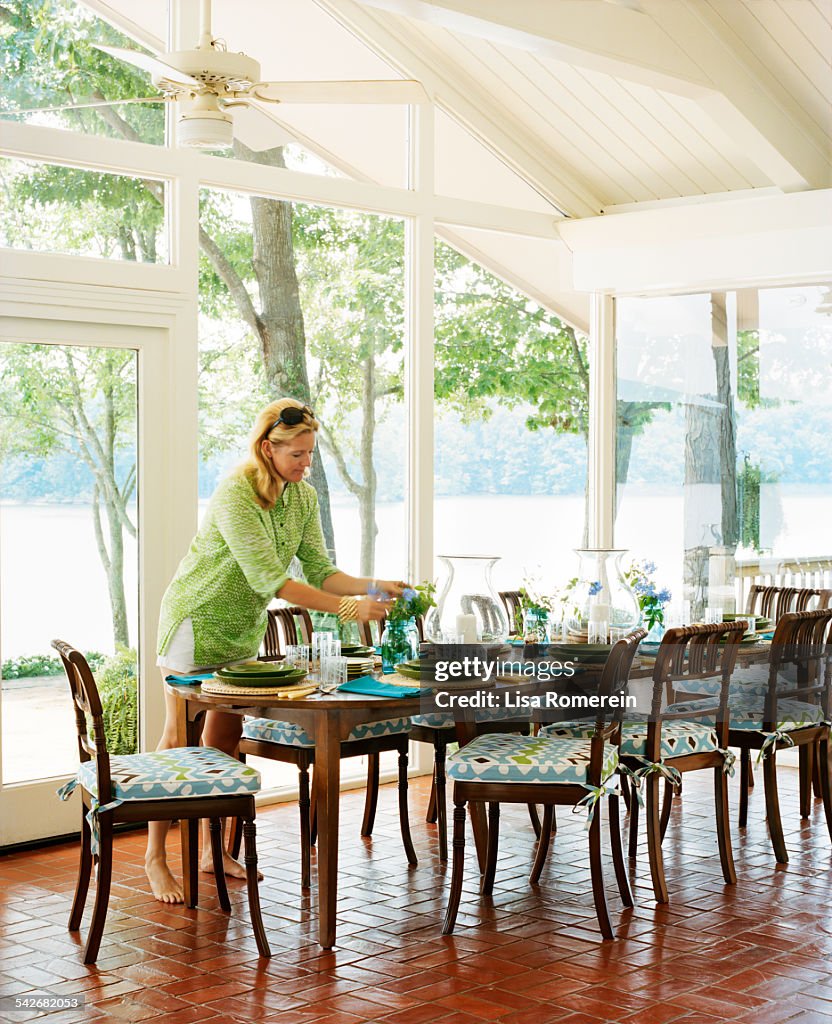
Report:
1,486,830,659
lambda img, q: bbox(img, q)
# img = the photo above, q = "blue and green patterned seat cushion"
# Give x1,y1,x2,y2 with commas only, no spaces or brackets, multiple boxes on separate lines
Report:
446,733,617,785
243,716,411,749
411,708,524,729
672,665,789,700
75,746,260,802
665,696,826,733
541,715,719,758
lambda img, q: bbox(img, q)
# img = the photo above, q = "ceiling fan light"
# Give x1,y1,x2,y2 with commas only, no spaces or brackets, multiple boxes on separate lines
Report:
177,94,233,149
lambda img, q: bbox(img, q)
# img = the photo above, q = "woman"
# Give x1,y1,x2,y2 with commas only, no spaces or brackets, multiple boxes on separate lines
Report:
149,398,408,903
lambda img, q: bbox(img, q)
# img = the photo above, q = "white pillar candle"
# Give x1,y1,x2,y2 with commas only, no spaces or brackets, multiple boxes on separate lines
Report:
456,613,478,643
588,603,610,623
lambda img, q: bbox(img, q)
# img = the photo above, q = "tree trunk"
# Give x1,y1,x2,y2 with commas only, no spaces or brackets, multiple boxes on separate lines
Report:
241,142,336,558
682,293,737,619
106,496,129,647
358,345,377,575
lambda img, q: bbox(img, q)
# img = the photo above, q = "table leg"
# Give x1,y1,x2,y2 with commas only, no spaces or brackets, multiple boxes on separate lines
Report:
314,712,342,948
454,719,488,872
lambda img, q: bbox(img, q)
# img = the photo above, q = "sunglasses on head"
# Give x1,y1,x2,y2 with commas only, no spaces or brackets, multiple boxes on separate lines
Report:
268,405,315,432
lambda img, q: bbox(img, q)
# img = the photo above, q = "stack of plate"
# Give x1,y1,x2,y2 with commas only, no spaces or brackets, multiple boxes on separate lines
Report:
214,662,308,688
341,644,375,657
345,656,374,678
723,612,772,632
549,642,614,664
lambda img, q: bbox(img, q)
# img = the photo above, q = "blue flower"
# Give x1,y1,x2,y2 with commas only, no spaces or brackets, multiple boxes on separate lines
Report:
402,587,417,601
642,561,657,575
656,588,672,604
588,580,602,596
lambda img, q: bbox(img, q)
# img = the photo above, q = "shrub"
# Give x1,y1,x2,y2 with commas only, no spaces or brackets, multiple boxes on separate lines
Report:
94,646,138,755
2,650,105,679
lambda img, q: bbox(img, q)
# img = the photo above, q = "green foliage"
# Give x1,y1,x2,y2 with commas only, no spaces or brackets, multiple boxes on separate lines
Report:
94,645,137,755
0,0,164,143
388,582,436,623
434,241,589,434
2,650,104,678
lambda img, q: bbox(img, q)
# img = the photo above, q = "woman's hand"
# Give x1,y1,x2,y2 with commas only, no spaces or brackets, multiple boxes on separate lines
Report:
356,596,391,622
370,579,410,599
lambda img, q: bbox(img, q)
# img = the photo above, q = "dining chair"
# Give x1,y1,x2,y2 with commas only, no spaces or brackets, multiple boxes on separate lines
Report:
442,629,644,940
239,613,417,888
367,611,537,861
542,622,745,903
666,609,832,865
261,605,313,661
498,590,524,636
52,640,270,964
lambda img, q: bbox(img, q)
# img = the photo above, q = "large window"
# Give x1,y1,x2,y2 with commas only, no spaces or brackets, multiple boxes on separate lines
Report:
0,340,139,783
0,157,168,261
198,185,407,788
433,241,589,593
616,285,832,615
0,0,166,145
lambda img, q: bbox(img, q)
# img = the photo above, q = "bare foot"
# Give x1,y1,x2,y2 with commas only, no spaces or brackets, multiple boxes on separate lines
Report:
145,855,184,904
200,849,264,881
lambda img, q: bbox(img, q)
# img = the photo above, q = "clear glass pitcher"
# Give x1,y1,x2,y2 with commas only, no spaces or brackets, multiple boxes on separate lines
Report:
565,549,640,640
424,555,509,643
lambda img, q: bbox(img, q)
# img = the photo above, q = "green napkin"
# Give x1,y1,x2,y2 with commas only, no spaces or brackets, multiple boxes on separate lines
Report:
338,675,424,698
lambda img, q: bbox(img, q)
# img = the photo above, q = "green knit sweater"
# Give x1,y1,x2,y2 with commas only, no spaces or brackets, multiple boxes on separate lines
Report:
157,473,338,666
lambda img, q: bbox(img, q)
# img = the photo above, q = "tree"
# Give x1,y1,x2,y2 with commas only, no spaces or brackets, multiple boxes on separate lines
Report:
0,344,137,647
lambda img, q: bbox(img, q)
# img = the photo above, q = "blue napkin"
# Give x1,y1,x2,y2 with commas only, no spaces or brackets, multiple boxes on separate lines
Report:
759,632,775,640
165,672,214,686
338,675,424,698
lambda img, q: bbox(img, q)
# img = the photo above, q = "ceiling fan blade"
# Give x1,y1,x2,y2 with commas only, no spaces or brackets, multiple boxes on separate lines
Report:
249,80,426,105
1,96,169,116
93,45,201,89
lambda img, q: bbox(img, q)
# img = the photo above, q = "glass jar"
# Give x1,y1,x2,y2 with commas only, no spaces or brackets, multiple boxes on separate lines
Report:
424,555,509,643
380,618,420,673
565,549,640,639
523,607,549,643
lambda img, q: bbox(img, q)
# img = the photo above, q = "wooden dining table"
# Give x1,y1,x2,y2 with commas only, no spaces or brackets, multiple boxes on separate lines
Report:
165,679,490,949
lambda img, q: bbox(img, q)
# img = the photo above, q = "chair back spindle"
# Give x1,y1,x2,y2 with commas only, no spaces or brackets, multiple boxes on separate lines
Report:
52,639,114,806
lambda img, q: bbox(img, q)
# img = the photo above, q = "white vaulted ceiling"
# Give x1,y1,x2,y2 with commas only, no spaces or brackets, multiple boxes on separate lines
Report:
86,0,832,329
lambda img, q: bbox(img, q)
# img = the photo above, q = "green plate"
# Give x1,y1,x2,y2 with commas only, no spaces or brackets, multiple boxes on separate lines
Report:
723,614,772,628
214,667,308,687
549,643,613,663
218,662,300,677
341,645,374,657
394,662,426,681
216,664,306,680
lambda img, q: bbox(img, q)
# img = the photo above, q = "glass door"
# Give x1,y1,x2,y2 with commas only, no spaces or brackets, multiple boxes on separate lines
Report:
0,328,145,845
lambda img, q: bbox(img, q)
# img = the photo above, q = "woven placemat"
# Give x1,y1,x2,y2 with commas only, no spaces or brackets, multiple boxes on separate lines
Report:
202,678,317,698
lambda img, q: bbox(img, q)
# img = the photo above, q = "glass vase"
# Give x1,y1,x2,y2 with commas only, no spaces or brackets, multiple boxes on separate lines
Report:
380,617,420,673
424,555,509,643
565,549,640,640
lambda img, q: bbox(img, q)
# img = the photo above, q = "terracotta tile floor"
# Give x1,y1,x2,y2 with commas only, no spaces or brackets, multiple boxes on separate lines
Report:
1,769,832,1023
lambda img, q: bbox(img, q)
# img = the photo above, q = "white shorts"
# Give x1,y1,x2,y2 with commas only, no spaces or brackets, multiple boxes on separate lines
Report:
156,618,251,675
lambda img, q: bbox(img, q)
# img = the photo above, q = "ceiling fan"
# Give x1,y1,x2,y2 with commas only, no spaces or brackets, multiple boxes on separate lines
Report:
7,0,425,149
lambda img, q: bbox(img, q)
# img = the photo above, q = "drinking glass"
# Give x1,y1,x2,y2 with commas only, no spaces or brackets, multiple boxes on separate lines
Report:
319,655,348,694
312,632,341,667
588,621,609,644
704,607,721,624
285,644,310,672
608,626,628,643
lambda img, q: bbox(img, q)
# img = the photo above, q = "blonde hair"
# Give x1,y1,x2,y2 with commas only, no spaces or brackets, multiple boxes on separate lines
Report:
235,398,319,509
